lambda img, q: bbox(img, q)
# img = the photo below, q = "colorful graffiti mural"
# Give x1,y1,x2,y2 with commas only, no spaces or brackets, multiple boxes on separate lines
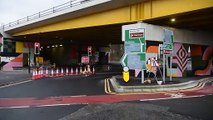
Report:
166,43,189,77
146,41,213,77
192,46,213,76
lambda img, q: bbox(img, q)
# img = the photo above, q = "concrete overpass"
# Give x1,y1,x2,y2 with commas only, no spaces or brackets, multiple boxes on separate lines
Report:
1,0,213,45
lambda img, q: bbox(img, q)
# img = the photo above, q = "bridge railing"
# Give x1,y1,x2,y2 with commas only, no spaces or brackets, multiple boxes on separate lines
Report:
1,0,92,30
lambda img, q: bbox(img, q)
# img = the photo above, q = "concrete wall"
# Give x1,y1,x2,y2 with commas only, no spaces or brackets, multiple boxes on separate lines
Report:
142,22,213,45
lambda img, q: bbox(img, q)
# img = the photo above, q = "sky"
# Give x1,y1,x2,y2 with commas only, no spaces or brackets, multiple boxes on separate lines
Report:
0,0,72,25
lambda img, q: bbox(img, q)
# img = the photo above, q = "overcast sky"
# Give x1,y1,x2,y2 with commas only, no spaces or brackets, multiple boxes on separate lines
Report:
0,0,71,25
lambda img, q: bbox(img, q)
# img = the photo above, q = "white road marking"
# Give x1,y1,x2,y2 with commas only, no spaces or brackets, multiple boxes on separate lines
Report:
0,102,89,109
139,95,206,102
0,80,32,89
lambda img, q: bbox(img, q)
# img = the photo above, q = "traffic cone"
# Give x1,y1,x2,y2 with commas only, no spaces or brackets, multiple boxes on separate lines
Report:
66,67,69,76
32,69,36,80
80,67,83,74
41,68,44,78
56,68,59,77
75,67,79,75
92,67,95,74
88,65,91,75
83,66,87,75
61,68,64,76
45,68,49,77
37,69,40,79
35,70,38,79
50,68,54,77
70,67,74,76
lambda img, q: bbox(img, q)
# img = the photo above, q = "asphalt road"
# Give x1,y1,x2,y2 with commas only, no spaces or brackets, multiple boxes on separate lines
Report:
59,95,213,120
0,74,111,98
146,95,213,120
0,73,212,120
0,105,85,120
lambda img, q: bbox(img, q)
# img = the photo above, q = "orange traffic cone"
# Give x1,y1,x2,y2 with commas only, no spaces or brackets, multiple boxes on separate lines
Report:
35,70,38,79
92,67,95,74
88,65,91,75
45,68,49,77
83,67,87,75
70,67,74,76
61,68,64,76
80,67,83,74
41,68,44,78
50,68,54,77
75,67,79,75
56,68,59,77
66,67,69,76
32,69,36,80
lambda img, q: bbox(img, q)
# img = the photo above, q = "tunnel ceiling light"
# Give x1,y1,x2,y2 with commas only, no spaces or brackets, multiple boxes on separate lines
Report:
170,18,176,22
52,45,55,48
47,46,50,48
59,44,63,47
55,45,58,47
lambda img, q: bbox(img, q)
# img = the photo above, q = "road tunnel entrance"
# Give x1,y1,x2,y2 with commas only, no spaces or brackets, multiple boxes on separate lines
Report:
15,23,124,69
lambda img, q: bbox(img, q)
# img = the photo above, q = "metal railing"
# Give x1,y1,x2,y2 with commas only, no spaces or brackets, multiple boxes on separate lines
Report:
1,0,93,30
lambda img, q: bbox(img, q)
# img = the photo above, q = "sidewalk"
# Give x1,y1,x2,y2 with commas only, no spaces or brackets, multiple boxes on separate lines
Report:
0,70,32,87
109,75,213,93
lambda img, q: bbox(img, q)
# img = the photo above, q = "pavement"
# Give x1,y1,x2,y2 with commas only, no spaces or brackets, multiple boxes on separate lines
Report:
0,69,31,88
107,75,213,93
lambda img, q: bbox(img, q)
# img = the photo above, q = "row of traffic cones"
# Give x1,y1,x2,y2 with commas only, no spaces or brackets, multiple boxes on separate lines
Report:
32,66,95,80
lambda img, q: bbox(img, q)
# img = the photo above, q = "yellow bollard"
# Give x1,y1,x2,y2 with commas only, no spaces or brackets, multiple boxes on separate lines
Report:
123,71,129,82
123,67,130,82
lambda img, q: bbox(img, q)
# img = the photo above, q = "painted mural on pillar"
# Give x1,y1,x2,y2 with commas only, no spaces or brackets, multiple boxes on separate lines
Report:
146,41,213,77
169,43,189,77
191,46,213,76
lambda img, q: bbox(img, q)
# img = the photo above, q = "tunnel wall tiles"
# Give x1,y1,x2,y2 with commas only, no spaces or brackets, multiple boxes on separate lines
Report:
146,41,213,77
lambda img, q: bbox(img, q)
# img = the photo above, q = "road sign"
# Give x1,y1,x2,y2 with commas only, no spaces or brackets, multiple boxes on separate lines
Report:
121,22,147,83
121,23,146,70
121,53,146,70
163,29,174,51
81,56,90,64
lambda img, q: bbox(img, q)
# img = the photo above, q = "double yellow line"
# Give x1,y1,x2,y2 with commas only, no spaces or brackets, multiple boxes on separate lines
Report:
104,78,208,95
104,78,116,94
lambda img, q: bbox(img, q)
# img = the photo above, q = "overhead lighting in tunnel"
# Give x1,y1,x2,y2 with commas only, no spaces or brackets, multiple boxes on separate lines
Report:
59,44,63,47
170,18,176,22
55,45,58,47
52,45,55,48
47,46,50,48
